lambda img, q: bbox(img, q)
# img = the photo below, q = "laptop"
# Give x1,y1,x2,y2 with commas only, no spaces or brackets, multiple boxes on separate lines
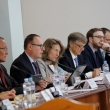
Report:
66,65,86,86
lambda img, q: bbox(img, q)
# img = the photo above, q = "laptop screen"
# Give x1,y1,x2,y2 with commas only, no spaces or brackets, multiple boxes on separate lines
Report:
66,65,86,86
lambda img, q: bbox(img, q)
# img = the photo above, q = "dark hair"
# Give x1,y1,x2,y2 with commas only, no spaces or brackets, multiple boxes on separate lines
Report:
0,37,4,40
67,32,87,48
86,28,103,43
24,34,40,49
42,38,64,63
101,27,110,35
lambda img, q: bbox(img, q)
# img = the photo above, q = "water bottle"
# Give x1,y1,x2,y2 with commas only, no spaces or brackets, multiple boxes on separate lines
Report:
28,77,36,106
23,78,32,108
58,68,65,85
58,68,65,91
52,70,60,86
102,60,109,73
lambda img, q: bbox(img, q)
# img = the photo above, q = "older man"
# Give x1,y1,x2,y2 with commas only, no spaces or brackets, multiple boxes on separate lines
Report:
59,32,100,79
10,34,47,91
0,37,22,94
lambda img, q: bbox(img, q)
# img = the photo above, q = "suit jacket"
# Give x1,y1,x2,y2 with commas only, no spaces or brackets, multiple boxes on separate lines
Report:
37,59,69,78
82,44,104,69
105,53,110,70
10,52,41,84
0,64,23,95
59,48,93,79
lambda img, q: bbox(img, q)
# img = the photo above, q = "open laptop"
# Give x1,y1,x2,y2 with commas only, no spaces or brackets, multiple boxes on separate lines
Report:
66,65,86,86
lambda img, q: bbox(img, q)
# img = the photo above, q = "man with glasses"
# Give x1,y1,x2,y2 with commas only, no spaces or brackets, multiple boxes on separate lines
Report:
59,32,100,79
82,28,110,69
10,34,47,91
0,37,23,94
101,28,110,68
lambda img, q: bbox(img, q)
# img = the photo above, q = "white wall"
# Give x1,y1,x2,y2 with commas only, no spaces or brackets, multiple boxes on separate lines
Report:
21,0,110,46
0,0,24,73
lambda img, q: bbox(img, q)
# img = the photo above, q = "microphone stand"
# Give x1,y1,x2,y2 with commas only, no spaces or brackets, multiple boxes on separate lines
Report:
13,65,60,97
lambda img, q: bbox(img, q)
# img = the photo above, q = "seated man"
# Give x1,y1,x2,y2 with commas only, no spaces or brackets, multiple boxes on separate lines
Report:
10,34,47,91
59,32,101,79
0,37,23,94
101,28,110,68
82,28,110,69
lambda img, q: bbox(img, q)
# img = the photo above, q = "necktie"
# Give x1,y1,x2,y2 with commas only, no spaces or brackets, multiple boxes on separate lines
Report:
94,51,100,68
0,67,8,88
32,62,40,74
74,57,78,67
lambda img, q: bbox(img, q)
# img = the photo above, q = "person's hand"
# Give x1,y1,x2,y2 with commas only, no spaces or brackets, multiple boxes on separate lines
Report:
65,75,70,82
44,76,52,83
0,89,16,100
92,68,101,78
100,42,110,51
36,80,47,91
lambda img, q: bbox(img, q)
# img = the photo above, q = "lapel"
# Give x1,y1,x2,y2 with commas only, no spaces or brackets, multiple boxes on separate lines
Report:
22,52,35,75
85,44,97,66
65,49,75,69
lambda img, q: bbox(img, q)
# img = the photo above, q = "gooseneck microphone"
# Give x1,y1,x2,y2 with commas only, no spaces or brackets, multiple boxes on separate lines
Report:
12,65,60,97
12,65,31,76
47,58,75,72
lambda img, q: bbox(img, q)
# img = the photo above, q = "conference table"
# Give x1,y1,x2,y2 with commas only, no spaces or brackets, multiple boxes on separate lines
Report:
67,85,110,110
15,85,110,110
35,85,110,110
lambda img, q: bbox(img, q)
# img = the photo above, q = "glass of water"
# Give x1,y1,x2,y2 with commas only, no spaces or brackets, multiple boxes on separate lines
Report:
14,94,24,109
74,76,81,85
63,84,68,97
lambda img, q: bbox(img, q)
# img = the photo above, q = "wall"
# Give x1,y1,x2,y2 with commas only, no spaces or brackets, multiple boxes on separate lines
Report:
0,0,24,73
21,0,110,46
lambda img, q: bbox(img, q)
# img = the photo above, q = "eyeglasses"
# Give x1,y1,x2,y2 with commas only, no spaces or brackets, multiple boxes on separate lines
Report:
31,44,44,49
0,47,8,51
93,36,104,39
74,43,85,49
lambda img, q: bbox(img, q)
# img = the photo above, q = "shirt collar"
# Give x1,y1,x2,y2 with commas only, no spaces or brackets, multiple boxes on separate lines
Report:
88,44,96,53
25,52,35,63
69,49,77,60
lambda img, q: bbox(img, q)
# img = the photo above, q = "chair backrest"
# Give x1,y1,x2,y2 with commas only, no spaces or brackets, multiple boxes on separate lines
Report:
26,98,98,110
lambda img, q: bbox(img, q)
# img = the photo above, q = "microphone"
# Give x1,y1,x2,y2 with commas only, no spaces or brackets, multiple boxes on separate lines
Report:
12,65,31,76
47,58,75,71
12,65,59,97
12,65,42,85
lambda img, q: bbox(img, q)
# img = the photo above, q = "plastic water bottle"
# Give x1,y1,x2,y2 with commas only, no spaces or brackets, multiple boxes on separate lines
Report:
52,70,60,86
23,78,32,108
28,77,36,106
58,68,65,85
102,60,109,73
58,68,65,91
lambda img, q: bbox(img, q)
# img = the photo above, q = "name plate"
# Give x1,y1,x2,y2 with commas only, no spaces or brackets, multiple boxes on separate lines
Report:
50,86,63,96
103,73,110,84
2,99,15,110
41,89,54,101
83,79,98,89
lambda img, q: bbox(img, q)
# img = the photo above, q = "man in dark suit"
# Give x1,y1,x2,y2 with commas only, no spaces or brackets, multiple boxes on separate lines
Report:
10,34,47,91
59,32,101,79
0,37,23,94
82,28,110,69
101,28,110,67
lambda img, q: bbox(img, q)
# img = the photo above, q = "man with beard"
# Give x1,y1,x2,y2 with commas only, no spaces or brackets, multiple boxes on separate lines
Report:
82,28,110,69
